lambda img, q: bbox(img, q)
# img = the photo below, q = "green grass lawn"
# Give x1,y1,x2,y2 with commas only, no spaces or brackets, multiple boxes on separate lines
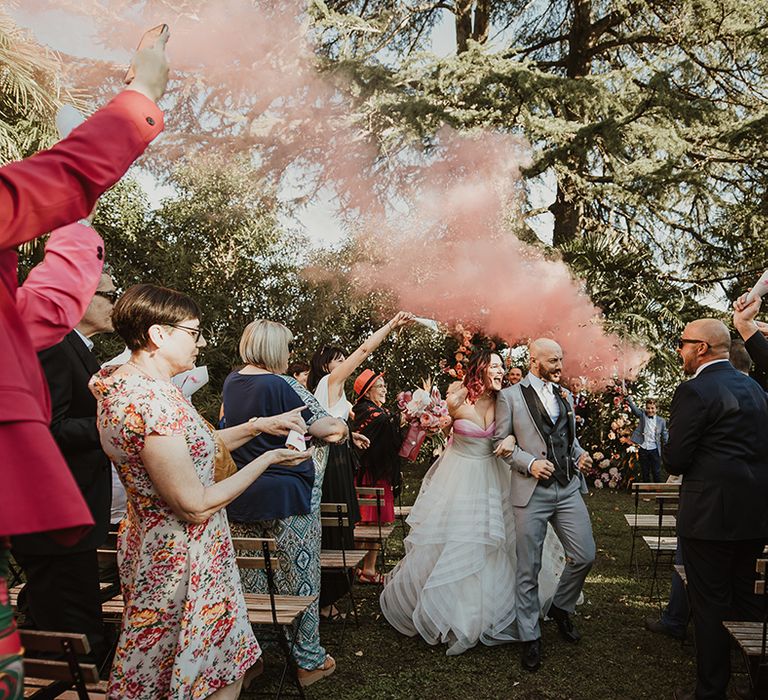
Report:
245,483,751,700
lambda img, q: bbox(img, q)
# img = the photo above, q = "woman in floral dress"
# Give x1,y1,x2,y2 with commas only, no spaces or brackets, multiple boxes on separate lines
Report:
92,284,309,700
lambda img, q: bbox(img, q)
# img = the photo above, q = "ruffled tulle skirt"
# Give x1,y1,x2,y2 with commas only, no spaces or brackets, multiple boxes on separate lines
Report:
380,438,566,655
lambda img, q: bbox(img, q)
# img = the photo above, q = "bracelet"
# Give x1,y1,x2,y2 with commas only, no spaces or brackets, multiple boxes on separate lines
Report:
248,417,262,436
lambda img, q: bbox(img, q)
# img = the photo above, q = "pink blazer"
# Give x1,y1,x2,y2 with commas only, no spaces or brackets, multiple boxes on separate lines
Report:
0,90,163,541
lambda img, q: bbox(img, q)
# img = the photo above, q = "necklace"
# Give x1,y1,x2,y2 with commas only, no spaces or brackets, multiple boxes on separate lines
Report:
125,360,169,382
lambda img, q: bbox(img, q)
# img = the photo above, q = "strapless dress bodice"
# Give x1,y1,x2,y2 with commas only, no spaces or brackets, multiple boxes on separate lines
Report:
450,419,496,458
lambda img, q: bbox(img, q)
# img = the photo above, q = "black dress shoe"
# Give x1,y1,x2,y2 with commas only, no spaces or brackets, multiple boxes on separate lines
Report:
521,639,542,672
672,687,696,700
644,616,686,641
548,604,581,643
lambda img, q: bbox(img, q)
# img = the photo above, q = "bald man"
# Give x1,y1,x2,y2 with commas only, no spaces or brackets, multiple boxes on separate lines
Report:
493,338,595,672
664,319,768,700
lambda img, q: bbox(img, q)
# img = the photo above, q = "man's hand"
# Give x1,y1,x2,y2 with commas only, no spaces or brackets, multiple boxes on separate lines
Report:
530,459,554,480
733,295,762,341
126,26,170,103
577,452,592,470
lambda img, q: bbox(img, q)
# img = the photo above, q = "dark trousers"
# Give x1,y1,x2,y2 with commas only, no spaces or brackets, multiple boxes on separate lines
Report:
680,536,766,700
13,548,107,664
662,540,689,633
638,447,662,482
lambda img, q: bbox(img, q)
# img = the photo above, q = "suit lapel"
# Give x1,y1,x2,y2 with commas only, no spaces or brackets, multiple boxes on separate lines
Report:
65,332,100,376
520,383,553,439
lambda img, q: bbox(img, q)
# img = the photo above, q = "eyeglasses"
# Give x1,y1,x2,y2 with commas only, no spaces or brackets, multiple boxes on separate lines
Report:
677,338,708,349
168,324,206,343
94,290,119,303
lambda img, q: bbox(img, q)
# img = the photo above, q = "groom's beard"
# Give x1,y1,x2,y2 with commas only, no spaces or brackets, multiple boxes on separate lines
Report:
539,369,561,384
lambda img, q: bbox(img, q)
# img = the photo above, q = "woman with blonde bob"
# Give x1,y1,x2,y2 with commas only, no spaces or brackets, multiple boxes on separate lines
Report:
224,319,347,688
91,284,310,699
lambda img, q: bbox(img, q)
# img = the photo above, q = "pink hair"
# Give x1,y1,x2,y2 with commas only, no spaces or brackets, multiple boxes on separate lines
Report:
463,349,495,403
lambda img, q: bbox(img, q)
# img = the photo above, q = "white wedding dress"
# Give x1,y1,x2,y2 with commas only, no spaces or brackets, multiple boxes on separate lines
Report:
380,419,566,655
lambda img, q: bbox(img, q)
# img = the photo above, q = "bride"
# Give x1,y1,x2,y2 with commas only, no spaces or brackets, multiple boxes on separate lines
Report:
380,350,567,655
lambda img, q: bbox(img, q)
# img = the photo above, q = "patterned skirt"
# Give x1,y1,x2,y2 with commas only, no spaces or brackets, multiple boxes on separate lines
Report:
231,446,328,670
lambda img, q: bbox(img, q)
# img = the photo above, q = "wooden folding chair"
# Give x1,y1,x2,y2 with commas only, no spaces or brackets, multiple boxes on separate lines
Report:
724,557,768,697
319,503,366,649
626,482,679,574
643,492,679,606
233,537,312,700
21,630,106,699
354,487,395,572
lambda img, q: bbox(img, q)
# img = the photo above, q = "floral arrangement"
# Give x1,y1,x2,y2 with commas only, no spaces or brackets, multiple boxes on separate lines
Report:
577,380,639,489
438,324,507,381
396,379,451,461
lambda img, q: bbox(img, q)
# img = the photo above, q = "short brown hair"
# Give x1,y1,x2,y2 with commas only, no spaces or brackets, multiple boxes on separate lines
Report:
112,283,202,351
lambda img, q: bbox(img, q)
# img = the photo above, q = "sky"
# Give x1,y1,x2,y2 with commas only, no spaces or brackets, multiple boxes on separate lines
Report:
8,4,557,250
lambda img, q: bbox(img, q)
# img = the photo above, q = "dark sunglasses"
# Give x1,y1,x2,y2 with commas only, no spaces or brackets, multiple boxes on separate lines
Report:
168,324,206,343
677,338,708,349
94,290,119,303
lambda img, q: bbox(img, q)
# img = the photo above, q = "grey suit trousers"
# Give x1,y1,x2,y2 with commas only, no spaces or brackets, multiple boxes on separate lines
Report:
514,475,596,641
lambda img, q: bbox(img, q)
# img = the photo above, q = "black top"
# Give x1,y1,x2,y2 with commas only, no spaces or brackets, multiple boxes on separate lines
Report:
224,372,314,521
663,360,768,540
352,398,403,487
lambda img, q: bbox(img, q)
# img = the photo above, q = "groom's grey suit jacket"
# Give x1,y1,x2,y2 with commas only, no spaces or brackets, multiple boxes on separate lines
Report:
493,376,587,507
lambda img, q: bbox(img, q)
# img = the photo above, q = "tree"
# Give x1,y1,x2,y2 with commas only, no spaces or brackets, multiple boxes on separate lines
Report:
0,11,85,164
316,0,768,384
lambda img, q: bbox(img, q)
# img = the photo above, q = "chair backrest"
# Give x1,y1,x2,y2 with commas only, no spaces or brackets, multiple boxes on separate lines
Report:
631,482,680,494
231,537,280,570
21,629,100,693
320,502,351,529
755,559,768,660
356,486,384,508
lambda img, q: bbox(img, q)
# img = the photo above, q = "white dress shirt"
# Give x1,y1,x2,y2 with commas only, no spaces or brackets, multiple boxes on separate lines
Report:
641,415,658,450
528,372,561,423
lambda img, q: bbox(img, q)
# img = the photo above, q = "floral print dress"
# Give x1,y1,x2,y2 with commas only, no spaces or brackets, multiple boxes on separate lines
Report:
91,367,261,700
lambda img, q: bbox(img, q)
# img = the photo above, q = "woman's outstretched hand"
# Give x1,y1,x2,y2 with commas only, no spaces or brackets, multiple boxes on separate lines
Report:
250,407,307,436
388,311,416,332
352,432,370,450
264,447,314,467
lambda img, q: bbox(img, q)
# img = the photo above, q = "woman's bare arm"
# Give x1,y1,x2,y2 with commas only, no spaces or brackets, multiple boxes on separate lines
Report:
141,435,312,524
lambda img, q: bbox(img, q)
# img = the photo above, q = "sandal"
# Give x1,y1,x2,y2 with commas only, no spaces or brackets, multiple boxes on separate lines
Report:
297,654,336,687
320,605,347,621
242,658,264,691
355,569,384,585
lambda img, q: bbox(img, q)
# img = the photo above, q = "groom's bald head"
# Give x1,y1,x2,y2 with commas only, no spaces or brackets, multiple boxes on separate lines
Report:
529,338,563,383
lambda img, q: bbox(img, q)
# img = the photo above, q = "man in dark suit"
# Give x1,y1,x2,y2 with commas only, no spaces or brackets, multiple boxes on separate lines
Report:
664,318,768,700
12,272,117,662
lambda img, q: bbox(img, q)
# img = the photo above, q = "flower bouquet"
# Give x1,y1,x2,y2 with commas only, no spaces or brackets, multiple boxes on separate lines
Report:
397,380,451,461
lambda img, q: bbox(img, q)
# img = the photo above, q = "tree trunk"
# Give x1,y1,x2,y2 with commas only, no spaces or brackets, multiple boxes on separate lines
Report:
455,0,490,54
551,0,594,247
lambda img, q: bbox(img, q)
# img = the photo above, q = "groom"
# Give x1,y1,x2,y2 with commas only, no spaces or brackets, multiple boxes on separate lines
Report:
493,338,595,672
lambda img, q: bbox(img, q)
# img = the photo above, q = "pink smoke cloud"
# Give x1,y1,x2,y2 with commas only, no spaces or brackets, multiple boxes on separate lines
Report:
16,0,649,384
